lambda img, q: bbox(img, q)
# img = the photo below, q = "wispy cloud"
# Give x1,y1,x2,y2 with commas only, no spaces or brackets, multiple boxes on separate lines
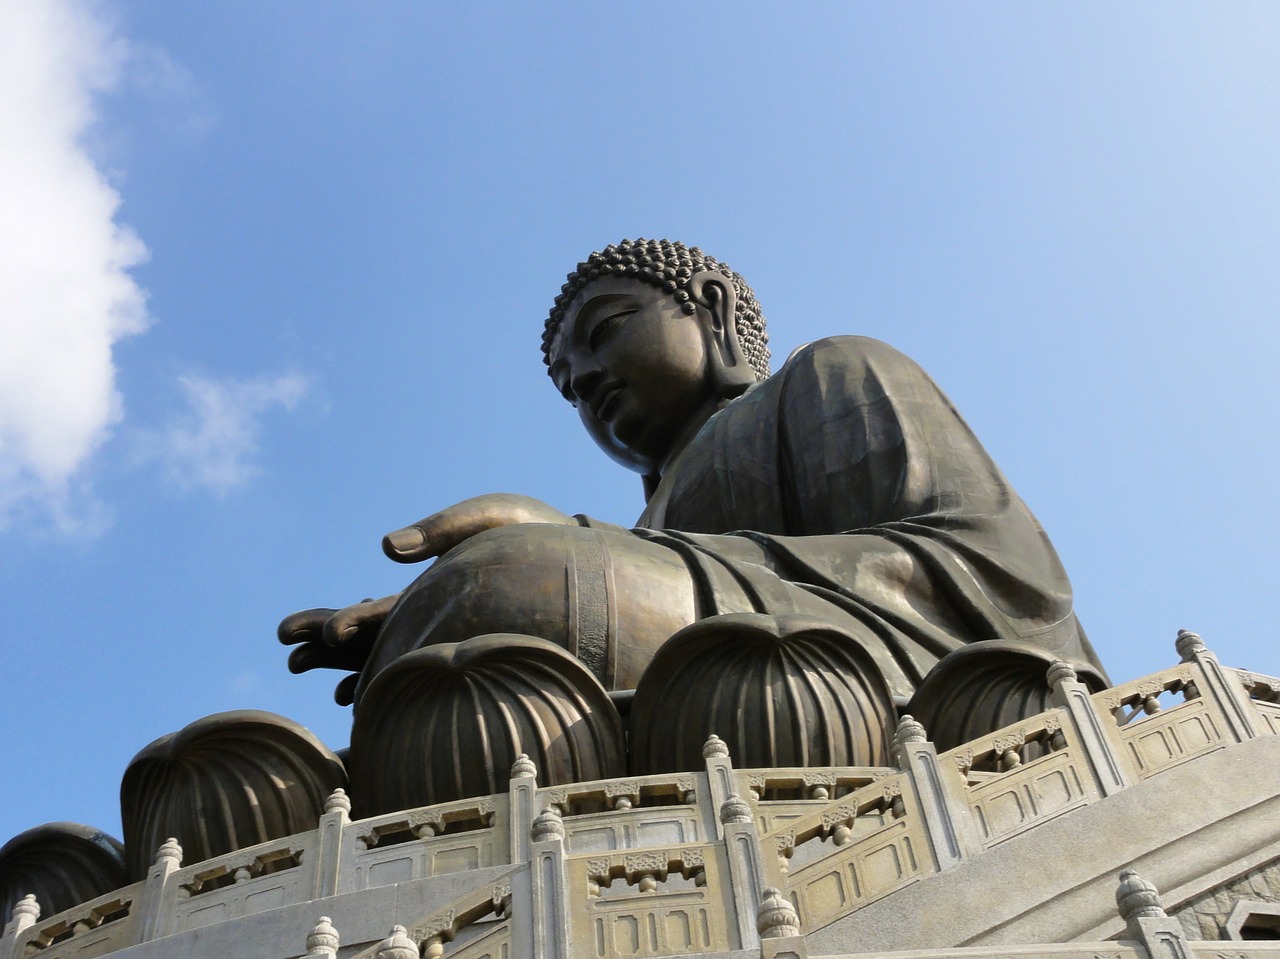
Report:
230,670,263,695
153,373,310,495
0,0,149,532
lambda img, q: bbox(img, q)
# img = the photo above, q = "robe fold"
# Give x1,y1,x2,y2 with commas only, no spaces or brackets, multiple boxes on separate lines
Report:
603,335,1103,698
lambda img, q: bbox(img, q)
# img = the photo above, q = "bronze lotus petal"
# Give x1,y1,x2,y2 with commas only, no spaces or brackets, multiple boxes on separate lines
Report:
629,613,895,774
348,634,625,816
120,710,346,880
0,822,127,927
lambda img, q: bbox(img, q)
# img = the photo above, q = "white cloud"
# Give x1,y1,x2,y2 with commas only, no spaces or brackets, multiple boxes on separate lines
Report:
155,373,310,495
0,0,149,531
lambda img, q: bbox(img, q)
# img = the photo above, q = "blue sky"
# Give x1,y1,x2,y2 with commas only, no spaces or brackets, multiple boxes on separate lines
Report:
2,2,1278,848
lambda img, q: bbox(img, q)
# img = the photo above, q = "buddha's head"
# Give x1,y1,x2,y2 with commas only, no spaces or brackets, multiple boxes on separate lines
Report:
543,239,770,475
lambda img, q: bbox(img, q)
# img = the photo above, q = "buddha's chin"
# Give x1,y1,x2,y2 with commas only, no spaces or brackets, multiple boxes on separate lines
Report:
611,420,669,472
591,430,662,476
610,411,644,448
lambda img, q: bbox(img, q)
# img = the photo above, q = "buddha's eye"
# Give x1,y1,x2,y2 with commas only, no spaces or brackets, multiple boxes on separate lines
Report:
588,309,635,351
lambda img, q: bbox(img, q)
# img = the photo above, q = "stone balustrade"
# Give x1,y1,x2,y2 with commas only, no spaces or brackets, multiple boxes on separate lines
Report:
3,633,1278,959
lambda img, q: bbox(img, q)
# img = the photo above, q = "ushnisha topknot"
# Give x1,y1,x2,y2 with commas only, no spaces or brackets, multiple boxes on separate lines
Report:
542,238,771,385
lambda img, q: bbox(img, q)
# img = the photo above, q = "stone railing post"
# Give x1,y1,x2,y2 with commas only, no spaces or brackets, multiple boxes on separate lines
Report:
509,753,539,864
893,716,979,869
1176,629,1261,742
311,788,351,899
135,837,183,943
757,887,807,959
1048,661,1135,796
1116,870,1193,959
721,795,765,950
376,924,419,959
1,894,39,959
702,734,736,840
529,807,569,959
305,916,339,957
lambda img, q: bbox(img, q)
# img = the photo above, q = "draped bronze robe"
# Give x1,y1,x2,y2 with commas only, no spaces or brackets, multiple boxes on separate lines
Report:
370,335,1104,705
618,335,1104,698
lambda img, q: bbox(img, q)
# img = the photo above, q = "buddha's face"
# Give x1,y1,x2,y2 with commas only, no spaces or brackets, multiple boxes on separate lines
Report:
549,277,717,474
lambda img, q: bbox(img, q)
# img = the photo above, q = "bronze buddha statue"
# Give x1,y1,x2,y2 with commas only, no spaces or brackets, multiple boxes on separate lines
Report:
2,238,1113,918
280,238,1107,812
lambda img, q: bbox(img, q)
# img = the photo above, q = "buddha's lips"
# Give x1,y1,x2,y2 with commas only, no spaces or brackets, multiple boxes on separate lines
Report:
592,382,624,421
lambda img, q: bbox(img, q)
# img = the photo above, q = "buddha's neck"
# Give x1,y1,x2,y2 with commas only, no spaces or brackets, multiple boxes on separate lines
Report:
657,396,732,478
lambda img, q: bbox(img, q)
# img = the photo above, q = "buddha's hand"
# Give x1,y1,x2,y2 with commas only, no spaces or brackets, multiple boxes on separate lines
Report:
381,493,576,563
278,593,400,706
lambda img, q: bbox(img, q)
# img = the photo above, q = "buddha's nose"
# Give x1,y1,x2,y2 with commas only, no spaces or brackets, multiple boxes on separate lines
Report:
571,368,605,405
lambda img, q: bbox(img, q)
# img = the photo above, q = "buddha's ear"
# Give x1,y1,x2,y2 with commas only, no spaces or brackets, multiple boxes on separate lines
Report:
688,270,754,396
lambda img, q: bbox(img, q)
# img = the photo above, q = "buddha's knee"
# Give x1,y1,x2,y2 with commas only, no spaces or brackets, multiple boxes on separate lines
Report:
363,524,697,694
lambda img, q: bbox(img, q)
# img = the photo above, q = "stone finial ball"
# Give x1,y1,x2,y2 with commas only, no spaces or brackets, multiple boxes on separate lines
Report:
1116,869,1165,921
306,916,340,955
757,887,801,938
893,715,927,748
510,754,538,780
1175,629,1206,662
12,894,40,922
531,807,566,844
719,795,752,825
323,789,352,816
376,925,419,959
701,734,730,759
1045,659,1078,688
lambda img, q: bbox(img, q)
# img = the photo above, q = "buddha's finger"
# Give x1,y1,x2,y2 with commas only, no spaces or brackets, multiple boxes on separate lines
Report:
382,519,438,562
321,594,398,647
383,495,525,561
334,673,360,707
278,608,338,646
287,642,336,673
383,494,574,563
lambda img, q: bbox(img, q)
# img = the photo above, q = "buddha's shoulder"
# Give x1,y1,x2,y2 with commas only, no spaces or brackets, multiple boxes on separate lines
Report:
778,335,917,374
721,337,919,423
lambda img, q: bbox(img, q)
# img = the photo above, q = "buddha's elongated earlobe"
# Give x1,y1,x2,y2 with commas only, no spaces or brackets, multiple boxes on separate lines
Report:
688,270,756,398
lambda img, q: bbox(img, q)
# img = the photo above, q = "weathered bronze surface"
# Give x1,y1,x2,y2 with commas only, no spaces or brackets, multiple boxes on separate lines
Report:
119,710,346,880
630,613,896,774
348,635,625,816
905,640,1107,756
0,823,127,928
280,237,1108,794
